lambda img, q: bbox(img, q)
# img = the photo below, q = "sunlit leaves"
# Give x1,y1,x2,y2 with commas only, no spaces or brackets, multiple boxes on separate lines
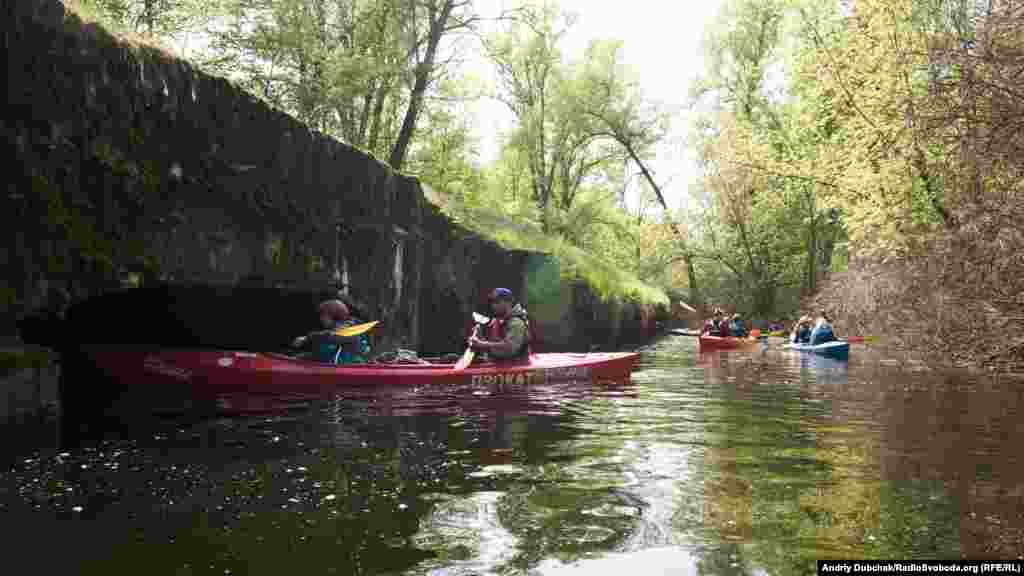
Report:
405,80,484,200
73,0,220,37
468,2,675,298
685,0,1014,314
787,0,962,251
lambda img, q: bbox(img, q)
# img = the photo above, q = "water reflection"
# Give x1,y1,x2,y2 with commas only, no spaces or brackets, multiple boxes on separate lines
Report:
535,546,701,575
1,336,1022,574
797,353,849,386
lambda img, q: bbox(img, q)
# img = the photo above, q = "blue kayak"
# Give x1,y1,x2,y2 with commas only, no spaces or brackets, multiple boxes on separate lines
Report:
786,340,850,359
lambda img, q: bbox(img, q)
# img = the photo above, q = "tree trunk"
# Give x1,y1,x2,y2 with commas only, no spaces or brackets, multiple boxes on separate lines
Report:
686,253,702,313
313,0,327,132
367,81,391,155
820,216,836,274
622,144,703,312
354,86,374,148
806,213,817,295
388,0,456,170
144,0,156,34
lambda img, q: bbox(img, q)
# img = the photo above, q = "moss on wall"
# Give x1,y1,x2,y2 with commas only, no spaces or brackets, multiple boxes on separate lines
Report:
5,0,663,353
0,347,58,379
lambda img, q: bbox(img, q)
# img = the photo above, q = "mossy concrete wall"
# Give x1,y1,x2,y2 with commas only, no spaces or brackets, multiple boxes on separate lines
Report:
524,255,660,352
3,0,661,356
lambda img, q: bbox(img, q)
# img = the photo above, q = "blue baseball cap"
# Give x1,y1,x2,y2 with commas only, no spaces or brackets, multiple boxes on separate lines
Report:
489,288,514,302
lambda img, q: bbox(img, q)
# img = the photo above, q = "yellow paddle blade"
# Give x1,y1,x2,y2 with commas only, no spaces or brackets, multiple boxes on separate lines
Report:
332,320,379,337
453,348,475,371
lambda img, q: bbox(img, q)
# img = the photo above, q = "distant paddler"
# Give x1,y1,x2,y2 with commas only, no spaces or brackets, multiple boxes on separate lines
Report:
702,308,728,336
809,310,838,345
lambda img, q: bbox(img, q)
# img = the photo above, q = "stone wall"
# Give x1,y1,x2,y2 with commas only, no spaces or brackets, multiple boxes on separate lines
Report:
3,0,663,357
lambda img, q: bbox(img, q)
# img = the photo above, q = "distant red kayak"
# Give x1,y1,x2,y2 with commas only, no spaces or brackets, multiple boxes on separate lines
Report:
86,349,641,394
698,335,762,350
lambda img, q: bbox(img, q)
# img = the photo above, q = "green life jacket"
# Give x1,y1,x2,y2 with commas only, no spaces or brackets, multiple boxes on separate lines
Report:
484,307,531,360
314,319,371,364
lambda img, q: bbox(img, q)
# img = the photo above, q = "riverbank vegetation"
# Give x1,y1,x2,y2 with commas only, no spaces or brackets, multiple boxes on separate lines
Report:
685,0,1024,370
58,0,1023,368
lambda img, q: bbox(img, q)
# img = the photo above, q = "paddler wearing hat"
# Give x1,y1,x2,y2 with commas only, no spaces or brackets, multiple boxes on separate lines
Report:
467,288,532,362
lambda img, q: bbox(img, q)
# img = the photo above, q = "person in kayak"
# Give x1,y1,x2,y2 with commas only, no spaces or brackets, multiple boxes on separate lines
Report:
730,313,748,338
703,309,730,336
467,288,531,362
719,310,732,337
702,309,720,336
809,310,837,345
291,299,371,364
791,316,813,344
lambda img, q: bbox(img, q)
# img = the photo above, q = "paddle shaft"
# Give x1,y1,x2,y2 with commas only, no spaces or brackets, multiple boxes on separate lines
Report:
453,325,479,371
453,348,474,371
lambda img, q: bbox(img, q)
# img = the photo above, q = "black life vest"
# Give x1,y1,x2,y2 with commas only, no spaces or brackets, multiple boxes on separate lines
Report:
706,319,723,336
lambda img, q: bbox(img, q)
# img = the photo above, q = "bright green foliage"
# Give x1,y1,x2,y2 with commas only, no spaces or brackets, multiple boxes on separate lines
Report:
71,0,218,37
200,0,403,151
449,2,676,304
687,0,827,316
484,2,577,227
690,0,788,129
405,79,486,201
444,198,668,306
188,0,479,171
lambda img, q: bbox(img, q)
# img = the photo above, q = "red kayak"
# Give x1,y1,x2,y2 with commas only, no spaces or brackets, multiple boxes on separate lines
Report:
86,349,640,394
698,335,762,350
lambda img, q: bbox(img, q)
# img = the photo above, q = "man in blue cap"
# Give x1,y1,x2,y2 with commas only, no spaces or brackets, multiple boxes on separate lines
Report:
468,287,531,361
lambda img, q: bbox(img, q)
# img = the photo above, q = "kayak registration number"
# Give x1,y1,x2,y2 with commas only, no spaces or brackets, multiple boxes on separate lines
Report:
470,366,591,386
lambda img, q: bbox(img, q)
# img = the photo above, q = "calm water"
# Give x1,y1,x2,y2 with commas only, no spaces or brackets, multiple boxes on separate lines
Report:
2,335,1023,574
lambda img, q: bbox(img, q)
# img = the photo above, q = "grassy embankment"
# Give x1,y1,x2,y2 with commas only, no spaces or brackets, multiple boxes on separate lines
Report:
437,197,669,309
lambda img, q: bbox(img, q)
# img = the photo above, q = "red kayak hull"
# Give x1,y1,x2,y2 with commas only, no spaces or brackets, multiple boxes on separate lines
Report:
698,335,761,350
85,348,641,394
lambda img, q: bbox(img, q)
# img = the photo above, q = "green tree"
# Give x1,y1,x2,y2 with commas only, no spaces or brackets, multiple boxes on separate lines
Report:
75,0,217,37
200,0,481,169
485,5,671,246
405,80,485,202
484,2,571,230
685,0,849,313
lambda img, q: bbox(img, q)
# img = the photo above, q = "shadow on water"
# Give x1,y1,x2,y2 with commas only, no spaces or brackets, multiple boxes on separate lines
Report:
1,336,1023,574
